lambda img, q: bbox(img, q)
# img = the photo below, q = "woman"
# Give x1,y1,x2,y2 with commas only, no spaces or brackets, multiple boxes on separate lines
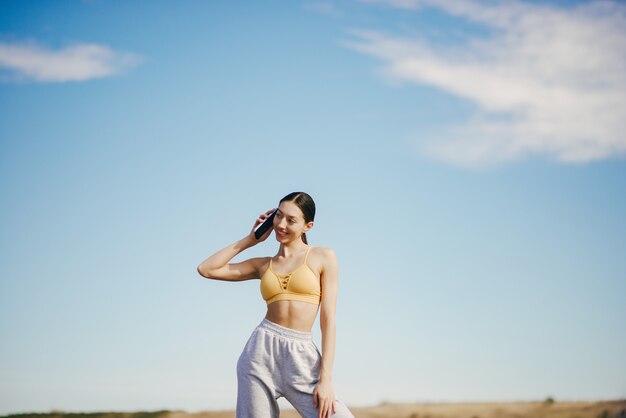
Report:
197,191,354,418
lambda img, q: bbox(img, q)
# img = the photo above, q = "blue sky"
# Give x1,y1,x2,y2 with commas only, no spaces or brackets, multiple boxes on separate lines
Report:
1,0,625,414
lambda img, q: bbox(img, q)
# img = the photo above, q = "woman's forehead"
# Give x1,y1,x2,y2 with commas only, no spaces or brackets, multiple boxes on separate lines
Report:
278,201,302,218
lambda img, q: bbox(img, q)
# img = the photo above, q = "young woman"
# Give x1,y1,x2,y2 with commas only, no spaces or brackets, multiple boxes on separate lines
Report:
197,192,354,418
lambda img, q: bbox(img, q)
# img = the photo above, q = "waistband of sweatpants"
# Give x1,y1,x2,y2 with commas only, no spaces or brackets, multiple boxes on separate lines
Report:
258,318,313,341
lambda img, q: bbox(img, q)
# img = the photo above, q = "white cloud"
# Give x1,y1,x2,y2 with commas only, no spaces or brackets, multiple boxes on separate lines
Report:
0,39,142,83
344,0,626,167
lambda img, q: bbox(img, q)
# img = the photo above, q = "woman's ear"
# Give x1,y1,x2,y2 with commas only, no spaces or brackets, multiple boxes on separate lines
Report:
304,221,314,233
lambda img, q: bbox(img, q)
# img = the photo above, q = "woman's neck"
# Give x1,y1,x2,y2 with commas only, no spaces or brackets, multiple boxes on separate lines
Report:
277,241,309,258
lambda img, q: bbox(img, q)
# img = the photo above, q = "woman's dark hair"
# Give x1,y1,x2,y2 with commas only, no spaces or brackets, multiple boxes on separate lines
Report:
279,192,316,244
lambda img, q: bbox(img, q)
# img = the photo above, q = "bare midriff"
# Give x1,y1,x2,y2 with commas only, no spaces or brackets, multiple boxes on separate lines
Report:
265,300,320,332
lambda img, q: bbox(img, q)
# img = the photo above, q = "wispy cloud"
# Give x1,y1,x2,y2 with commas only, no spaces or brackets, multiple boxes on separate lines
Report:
0,39,142,83
303,1,344,17
344,0,626,167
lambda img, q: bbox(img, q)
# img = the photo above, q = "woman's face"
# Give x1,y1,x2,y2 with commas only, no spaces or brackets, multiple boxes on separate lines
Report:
273,201,313,242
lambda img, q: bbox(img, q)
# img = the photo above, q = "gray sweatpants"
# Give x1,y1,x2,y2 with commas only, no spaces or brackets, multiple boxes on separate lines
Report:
236,318,355,418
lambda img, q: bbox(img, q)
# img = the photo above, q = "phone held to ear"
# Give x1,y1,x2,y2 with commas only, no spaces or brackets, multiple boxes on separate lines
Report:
254,208,278,240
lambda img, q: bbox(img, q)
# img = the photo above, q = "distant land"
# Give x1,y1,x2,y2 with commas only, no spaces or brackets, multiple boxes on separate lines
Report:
2,399,625,418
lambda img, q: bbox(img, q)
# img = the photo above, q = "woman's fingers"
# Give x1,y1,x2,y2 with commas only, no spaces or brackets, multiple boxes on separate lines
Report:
317,398,331,418
257,208,276,223
261,208,275,219
321,399,331,418
254,208,274,225
313,385,336,418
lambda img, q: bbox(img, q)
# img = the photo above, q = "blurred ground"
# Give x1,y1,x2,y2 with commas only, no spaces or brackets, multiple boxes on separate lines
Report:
163,399,626,418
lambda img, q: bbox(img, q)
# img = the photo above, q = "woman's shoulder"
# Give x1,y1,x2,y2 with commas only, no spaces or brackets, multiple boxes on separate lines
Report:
311,245,338,261
247,256,273,275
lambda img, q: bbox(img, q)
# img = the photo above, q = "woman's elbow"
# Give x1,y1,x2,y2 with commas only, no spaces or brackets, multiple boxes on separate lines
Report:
197,265,212,278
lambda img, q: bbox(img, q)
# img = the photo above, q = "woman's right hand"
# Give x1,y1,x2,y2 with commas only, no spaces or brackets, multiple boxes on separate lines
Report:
246,208,276,244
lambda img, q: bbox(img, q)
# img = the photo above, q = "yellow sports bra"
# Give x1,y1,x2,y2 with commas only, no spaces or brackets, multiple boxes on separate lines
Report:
260,246,321,305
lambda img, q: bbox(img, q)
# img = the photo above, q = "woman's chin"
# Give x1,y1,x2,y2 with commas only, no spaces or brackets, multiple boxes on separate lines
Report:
276,235,297,244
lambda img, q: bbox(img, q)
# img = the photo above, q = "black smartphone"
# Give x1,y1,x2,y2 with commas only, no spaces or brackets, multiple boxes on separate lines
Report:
254,208,278,240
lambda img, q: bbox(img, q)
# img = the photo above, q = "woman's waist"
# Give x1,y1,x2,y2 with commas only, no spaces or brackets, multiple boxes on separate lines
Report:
264,301,318,332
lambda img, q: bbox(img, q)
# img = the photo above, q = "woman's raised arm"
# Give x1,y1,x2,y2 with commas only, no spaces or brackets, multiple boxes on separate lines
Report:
197,237,260,281
196,208,275,281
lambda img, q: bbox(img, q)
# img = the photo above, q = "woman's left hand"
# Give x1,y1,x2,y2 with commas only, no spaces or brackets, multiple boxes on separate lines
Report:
313,380,337,418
